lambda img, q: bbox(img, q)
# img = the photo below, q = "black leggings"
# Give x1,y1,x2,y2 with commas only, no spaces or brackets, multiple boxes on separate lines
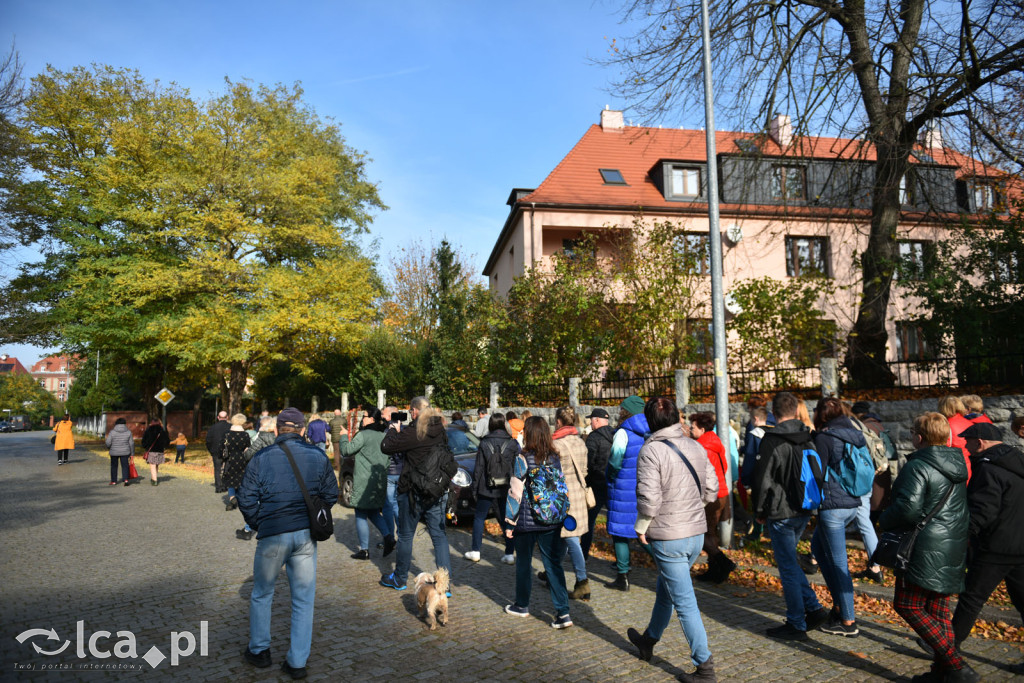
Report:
57,449,69,463
110,455,130,482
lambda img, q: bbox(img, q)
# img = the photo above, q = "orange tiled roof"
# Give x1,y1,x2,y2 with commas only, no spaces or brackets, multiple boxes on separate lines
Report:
519,124,1004,209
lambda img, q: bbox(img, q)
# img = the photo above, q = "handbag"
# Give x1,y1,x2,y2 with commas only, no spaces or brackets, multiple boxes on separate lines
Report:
585,486,597,509
50,434,56,444
280,442,334,542
871,482,955,571
128,457,139,480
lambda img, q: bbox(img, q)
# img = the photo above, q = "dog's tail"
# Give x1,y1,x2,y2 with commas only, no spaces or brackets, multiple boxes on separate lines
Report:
414,572,433,591
433,567,450,594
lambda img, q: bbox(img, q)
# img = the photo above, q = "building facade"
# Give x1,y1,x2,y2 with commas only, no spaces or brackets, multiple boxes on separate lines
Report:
483,109,1009,366
30,355,76,403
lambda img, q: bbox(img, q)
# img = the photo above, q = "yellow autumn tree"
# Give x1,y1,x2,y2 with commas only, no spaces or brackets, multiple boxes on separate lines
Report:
2,66,385,412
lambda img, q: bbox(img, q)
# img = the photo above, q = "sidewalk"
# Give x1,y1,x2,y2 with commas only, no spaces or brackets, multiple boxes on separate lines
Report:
1,430,1021,681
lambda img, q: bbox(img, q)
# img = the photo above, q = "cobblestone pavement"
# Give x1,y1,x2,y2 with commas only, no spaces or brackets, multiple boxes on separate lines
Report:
1,431,1021,681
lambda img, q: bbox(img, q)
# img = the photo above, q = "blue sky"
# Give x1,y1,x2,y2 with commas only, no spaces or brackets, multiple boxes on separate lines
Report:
2,0,699,365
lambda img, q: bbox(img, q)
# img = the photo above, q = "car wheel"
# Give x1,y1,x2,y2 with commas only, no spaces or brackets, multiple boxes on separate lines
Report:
339,474,354,508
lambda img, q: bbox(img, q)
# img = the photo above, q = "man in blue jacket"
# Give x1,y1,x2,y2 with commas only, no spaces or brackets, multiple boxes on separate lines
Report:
239,407,338,680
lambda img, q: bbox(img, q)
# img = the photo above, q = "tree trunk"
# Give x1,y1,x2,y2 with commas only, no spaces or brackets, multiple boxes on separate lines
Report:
226,360,248,416
844,145,908,388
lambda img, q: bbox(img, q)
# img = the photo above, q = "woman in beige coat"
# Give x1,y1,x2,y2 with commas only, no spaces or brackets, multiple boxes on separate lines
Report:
544,406,593,600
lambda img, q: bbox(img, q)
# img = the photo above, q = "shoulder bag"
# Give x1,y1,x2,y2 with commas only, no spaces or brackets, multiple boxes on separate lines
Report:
280,441,334,542
662,440,703,492
871,482,954,571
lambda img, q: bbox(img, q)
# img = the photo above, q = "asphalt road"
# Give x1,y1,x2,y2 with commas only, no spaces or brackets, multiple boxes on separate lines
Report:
0,430,1021,681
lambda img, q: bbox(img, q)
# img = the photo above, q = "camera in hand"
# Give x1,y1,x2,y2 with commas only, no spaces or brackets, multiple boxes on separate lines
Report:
392,411,409,423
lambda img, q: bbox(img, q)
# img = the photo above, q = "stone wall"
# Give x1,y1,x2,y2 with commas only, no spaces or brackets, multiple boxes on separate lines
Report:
460,396,1024,454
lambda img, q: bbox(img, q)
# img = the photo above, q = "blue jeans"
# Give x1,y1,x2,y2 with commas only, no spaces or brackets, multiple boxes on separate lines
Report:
565,536,587,581
768,516,823,630
383,474,400,536
513,528,569,617
812,507,858,622
355,508,390,550
471,495,513,554
394,492,452,585
175,446,186,463
646,535,712,667
249,530,317,668
854,493,878,559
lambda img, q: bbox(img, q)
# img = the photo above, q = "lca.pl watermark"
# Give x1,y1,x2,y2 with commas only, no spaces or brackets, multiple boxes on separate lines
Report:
14,620,208,670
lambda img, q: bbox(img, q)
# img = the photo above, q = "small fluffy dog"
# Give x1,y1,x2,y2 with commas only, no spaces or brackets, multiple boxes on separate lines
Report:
414,568,450,630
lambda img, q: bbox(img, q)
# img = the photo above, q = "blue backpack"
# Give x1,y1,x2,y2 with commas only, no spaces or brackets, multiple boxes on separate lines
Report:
526,464,571,526
825,434,874,497
798,446,824,511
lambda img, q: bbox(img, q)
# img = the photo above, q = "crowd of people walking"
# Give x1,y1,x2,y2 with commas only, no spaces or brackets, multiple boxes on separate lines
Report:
54,387,1022,681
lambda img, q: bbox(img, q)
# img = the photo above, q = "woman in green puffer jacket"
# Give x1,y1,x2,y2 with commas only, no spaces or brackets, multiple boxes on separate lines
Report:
341,408,395,560
879,412,975,683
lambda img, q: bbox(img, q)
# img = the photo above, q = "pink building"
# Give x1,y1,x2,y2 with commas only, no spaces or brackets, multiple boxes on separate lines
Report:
484,109,1010,365
31,355,76,402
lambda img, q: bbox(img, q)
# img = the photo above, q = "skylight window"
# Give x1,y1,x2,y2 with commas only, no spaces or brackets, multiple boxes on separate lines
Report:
599,168,627,185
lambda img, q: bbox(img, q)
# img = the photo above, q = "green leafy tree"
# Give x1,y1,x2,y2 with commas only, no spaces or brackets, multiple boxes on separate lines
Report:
728,276,840,376
1,66,384,413
900,202,1024,381
345,328,426,408
0,373,61,423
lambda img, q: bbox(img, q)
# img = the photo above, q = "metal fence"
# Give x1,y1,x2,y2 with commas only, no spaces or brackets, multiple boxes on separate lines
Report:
499,381,568,407
885,353,1024,390
579,375,676,403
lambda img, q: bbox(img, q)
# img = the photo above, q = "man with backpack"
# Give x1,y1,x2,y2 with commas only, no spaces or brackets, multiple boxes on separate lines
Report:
378,398,455,592
752,392,830,641
466,412,519,564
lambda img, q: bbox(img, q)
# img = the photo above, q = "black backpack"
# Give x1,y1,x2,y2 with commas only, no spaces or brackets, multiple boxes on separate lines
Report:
482,439,515,488
406,437,458,503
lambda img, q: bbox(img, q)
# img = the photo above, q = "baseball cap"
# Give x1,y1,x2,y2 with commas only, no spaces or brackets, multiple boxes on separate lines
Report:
587,408,610,419
958,423,1002,441
277,407,306,429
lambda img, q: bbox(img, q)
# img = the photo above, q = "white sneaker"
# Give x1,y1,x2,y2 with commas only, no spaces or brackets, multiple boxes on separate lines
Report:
500,554,515,565
464,551,481,562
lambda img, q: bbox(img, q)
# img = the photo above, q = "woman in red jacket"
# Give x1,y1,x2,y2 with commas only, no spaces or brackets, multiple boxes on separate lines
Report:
689,412,736,584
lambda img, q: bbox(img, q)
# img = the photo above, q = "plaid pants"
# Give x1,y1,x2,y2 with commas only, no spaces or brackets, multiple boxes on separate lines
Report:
893,575,965,671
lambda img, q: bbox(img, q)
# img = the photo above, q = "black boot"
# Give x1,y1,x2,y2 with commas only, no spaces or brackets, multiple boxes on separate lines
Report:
606,572,629,592
627,627,658,662
695,555,722,583
678,654,717,682
713,554,736,584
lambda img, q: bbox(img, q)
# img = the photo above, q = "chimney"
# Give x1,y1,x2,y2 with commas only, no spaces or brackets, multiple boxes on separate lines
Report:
919,123,942,149
600,106,624,131
769,114,792,148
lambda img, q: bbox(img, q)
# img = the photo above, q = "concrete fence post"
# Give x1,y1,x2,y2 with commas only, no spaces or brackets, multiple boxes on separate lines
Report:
821,358,839,398
675,369,691,410
377,390,386,410
261,399,268,413
311,395,319,414
341,392,349,414
490,382,500,412
568,378,580,409
425,385,434,402
283,397,289,409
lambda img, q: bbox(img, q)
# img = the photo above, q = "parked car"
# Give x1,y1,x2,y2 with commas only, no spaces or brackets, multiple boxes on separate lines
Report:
0,420,10,432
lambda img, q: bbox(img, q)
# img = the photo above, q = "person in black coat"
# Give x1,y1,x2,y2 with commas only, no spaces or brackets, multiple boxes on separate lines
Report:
951,422,1024,675
141,418,170,486
581,408,614,559
465,413,520,564
205,411,231,493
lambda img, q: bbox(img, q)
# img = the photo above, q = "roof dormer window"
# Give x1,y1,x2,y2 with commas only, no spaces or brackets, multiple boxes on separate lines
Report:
669,167,701,198
599,168,627,185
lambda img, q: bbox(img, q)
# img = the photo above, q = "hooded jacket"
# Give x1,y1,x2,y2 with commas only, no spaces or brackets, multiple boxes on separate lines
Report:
752,419,816,521
380,416,447,496
966,442,1024,563
636,423,718,541
814,416,867,510
105,423,135,457
343,423,388,510
879,445,969,594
